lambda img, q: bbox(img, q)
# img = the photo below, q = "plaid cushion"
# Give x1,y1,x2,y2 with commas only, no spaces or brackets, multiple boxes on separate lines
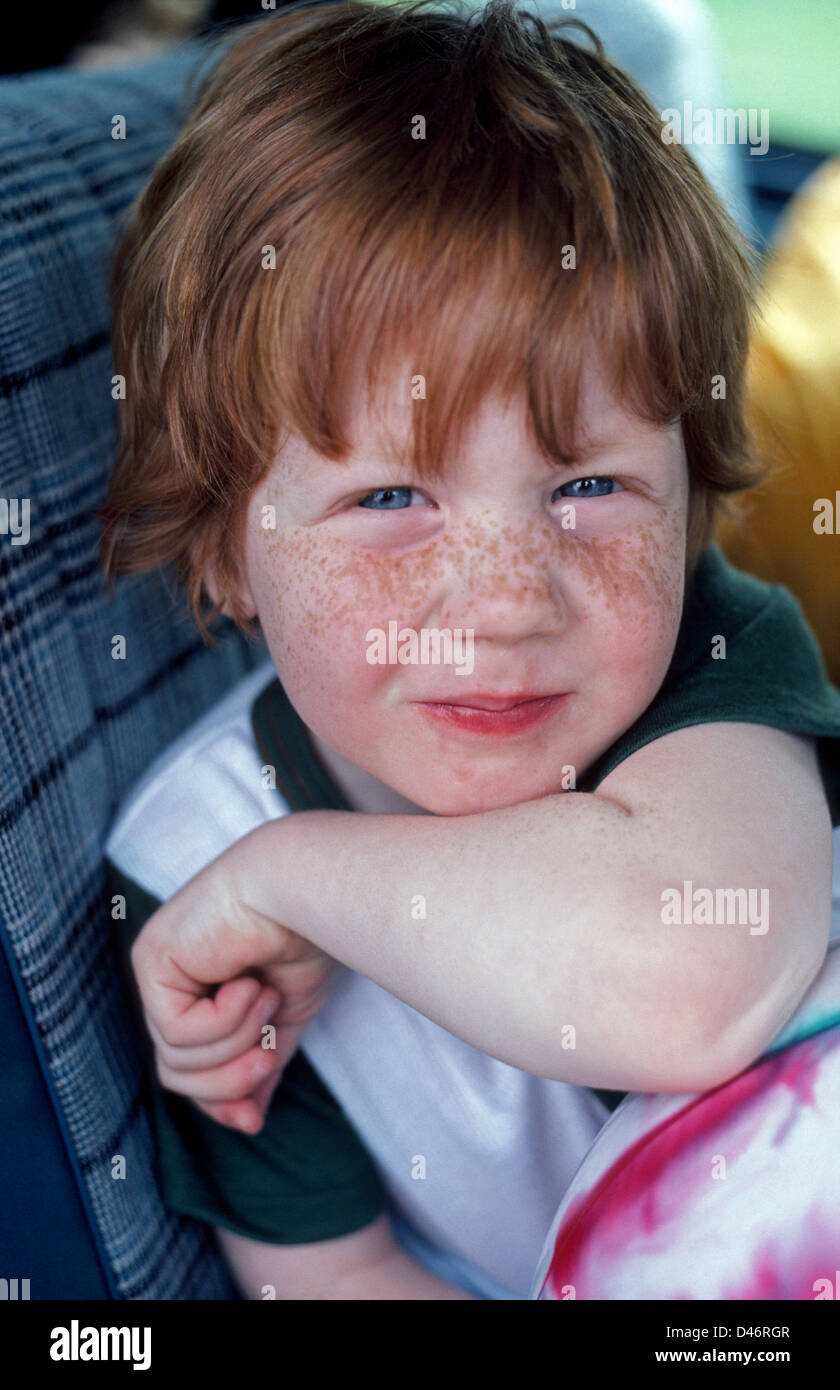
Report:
0,35,267,1298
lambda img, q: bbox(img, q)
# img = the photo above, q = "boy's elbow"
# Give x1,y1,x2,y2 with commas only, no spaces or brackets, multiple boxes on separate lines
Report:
671,1011,789,1095
638,978,785,1096
543,984,770,1097
535,997,736,1096
689,901,831,1094
653,1017,754,1095
656,959,828,1097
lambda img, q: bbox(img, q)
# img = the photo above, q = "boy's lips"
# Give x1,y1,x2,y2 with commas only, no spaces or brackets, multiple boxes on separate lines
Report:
413,691,570,734
419,691,557,711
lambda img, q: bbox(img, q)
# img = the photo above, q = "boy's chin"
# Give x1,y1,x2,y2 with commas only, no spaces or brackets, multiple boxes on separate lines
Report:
401,780,559,817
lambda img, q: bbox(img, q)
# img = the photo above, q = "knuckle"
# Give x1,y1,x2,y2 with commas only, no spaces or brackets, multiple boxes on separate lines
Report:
154,1040,182,1071
277,997,322,1026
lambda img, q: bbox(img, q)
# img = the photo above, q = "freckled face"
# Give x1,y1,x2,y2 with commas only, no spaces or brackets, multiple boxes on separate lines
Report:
228,355,689,815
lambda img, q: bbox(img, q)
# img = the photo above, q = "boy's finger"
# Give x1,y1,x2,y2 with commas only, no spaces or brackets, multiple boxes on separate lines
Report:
192,1062,290,1133
215,1066,288,1133
250,1067,285,1119
195,1097,267,1133
155,1041,282,1104
140,969,265,1047
146,986,280,1071
262,957,334,1003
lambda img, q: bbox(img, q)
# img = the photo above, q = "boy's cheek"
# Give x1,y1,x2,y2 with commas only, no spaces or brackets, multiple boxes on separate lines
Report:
570,527,684,637
247,531,403,672
564,532,685,707
614,514,686,628
255,579,414,709
262,527,434,623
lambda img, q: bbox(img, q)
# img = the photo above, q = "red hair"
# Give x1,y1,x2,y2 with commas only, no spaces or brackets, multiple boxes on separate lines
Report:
98,0,767,646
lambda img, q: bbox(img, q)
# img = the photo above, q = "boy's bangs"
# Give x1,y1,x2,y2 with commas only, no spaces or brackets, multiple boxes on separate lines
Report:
246,188,693,486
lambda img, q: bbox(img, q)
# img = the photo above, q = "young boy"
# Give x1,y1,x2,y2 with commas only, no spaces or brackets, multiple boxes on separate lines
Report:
99,0,840,1299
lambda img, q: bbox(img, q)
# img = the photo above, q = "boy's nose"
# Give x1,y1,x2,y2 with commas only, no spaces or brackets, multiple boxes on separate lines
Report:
436,525,566,643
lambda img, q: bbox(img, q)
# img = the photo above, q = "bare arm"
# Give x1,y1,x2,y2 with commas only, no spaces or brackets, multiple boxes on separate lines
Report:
232,723,831,1093
214,1215,477,1300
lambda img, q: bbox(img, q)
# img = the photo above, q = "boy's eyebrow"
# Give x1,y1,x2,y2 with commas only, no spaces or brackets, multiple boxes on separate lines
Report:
328,423,670,476
553,425,678,468
539,432,669,473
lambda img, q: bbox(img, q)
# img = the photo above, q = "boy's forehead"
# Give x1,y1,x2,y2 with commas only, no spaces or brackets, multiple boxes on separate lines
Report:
269,340,680,488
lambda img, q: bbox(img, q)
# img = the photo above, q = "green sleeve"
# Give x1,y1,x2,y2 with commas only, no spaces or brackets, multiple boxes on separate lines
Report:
104,854,388,1244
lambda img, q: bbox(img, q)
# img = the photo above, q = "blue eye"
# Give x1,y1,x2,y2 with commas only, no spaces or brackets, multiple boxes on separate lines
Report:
553,476,622,500
357,487,419,509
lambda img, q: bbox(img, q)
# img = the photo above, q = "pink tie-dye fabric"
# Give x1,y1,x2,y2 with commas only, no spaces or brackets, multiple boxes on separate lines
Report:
532,942,840,1300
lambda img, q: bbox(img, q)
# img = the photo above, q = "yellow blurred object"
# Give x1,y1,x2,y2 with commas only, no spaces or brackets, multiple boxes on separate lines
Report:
713,156,840,686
